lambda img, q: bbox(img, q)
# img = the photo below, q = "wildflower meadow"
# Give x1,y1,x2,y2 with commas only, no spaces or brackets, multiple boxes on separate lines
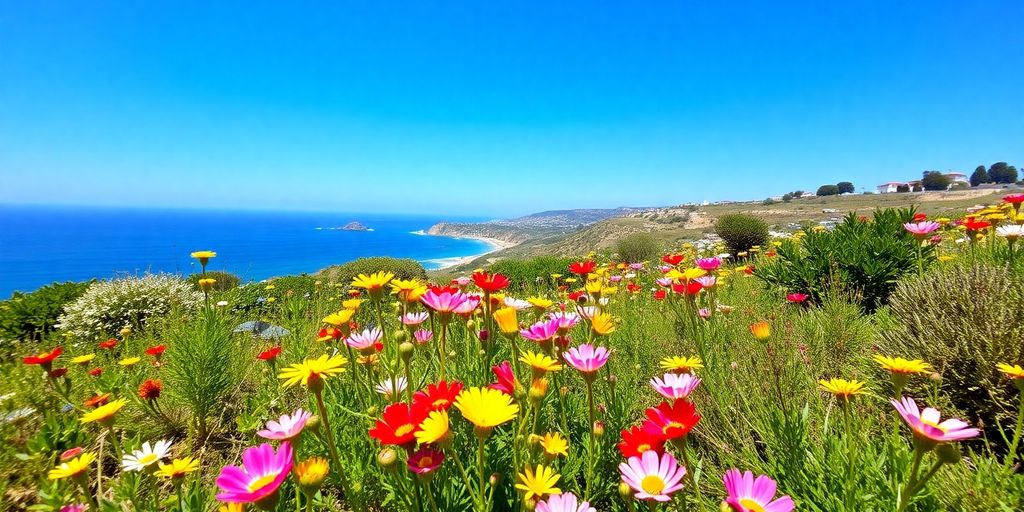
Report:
4,198,1024,511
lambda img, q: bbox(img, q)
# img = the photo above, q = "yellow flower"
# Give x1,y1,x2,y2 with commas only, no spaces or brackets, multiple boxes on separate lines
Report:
278,354,347,390
119,357,141,366
527,296,553,310
48,452,96,480
873,355,930,374
529,378,549,400
493,307,519,335
342,298,364,310
997,363,1024,380
322,309,355,327
749,321,771,340
664,269,686,281
198,278,216,290
659,356,704,374
515,464,562,501
681,268,706,281
454,387,519,433
390,279,427,303
351,271,395,295
190,251,217,265
154,457,200,479
218,504,245,512
415,410,450,445
564,277,577,284
532,432,568,458
71,354,96,365
591,313,616,336
81,399,127,424
585,279,604,296
819,378,866,400
520,351,562,375
294,457,329,492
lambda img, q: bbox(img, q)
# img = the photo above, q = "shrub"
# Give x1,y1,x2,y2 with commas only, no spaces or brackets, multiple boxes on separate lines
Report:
880,262,1024,450
714,214,769,255
614,232,660,263
816,184,840,196
0,281,92,344
756,208,928,312
57,274,202,340
187,271,241,292
896,184,910,193
488,256,575,289
317,257,426,285
836,181,855,194
921,171,951,191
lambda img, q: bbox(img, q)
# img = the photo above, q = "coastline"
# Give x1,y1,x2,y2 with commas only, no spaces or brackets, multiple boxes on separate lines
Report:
417,233,518,270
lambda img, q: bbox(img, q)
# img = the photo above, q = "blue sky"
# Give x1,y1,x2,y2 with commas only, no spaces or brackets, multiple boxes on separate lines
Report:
1,2,1021,217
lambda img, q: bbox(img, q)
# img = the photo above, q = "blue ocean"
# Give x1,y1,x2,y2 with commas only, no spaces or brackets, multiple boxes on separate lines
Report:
0,205,493,297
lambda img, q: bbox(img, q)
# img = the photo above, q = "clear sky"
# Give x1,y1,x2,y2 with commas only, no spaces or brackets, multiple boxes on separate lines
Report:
1,2,1022,217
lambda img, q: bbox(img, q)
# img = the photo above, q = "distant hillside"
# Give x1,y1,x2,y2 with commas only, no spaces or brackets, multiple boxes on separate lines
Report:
426,207,648,243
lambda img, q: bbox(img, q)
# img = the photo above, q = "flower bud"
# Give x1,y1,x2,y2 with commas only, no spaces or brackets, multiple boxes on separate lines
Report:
305,415,321,433
936,443,962,464
399,342,415,363
478,329,490,342
618,482,634,500
377,448,398,471
366,405,378,417
592,421,605,437
466,319,477,331
929,372,942,383
394,330,409,343
489,473,501,486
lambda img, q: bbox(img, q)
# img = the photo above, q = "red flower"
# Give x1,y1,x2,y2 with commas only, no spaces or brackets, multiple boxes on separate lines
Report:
258,346,282,361
672,282,703,296
368,402,429,447
786,293,809,303
618,425,665,458
653,290,667,301
962,216,991,231
89,367,103,377
743,266,755,275
317,327,342,342
1004,194,1024,206
60,447,83,461
626,283,642,294
413,380,464,411
429,285,460,295
138,379,163,400
99,339,118,350
472,272,510,293
641,400,701,441
568,260,597,276
661,254,684,266
489,361,517,395
48,367,68,379
567,290,587,303
84,393,111,408
912,212,928,222
145,345,166,357
23,347,62,368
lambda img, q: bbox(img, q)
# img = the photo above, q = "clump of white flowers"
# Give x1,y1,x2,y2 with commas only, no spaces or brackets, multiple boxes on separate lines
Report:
57,274,202,340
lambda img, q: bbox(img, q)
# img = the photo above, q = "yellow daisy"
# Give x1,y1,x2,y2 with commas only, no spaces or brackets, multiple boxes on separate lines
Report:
415,410,450,445
154,456,200,480
591,313,617,336
389,279,427,303
873,355,930,374
278,354,347,390
997,362,1024,380
48,452,96,480
80,398,128,424
515,464,562,501
493,307,519,335
119,357,141,366
351,272,395,298
659,356,704,374
294,457,330,492
454,387,519,434
527,296,553,310
520,351,562,375
71,354,96,365
533,432,568,458
819,378,866,400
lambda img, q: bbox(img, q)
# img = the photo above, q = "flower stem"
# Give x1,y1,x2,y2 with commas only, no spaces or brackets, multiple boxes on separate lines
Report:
584,379,596,502
897,445,925,512
1004,394,1024,474
314,389,352,503
448,447,479,508
477,435,488,512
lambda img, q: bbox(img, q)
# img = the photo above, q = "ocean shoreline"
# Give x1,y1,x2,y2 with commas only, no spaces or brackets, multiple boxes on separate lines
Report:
415,233,519,270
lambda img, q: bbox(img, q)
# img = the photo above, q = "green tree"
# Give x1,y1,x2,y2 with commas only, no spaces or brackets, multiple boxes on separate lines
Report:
836,181,855,194
896,184,911,193
714,214,769,255
615,232,660,263
816,184,840,196
970,165,990,187
989,162,1019,184
921,171,951,191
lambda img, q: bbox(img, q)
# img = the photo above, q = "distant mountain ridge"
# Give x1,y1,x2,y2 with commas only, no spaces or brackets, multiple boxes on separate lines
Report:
426,207,649,243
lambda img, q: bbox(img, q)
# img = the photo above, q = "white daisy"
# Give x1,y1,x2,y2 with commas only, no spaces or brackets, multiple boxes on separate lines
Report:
122,439,172,472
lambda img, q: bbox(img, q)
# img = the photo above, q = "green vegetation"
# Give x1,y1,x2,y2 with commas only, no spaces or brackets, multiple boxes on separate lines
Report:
614,232,660,263
0,281,92,346
187,270,241,292
714,213,769,255
318,256,426,283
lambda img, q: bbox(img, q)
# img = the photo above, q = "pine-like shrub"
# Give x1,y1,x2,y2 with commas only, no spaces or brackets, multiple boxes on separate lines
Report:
56,274,202,340
614,232,660,263
317,257,426,284
714,214,769,255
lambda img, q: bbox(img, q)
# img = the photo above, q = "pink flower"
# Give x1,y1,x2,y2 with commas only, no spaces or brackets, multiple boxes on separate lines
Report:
421,289,469,317
658,264,673,273
346,327,383,352
785,293,808,303
401,312,429,326
563,344,610,374
609,275,623,283
549,311,580,333
890,396,979,448
407,447,445,474
215,442,293,504
618,450,686,502
650,373,701,401
520,319,560,342
629,262,645,270
655,277,673,287
414,329,433,345
697,308,711,319
695,276,716,288
696,257,721,271
903,221,940,237
575,306,598,320
536,492,596,512
722,469,794,512
453,295,481,315
257,409,312,441
60,505,88,512
451,276,471,287
490,361,517,395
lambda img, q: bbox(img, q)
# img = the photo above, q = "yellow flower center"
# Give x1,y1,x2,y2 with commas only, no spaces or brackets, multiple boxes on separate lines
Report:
637,443,651,453
418,456,434,468
662,421,684,435
739,498,766,512
248,473,279,493
394,424,415,438
138,454,158,465
640,475,666,495
432,399,449,409
919,418,947,432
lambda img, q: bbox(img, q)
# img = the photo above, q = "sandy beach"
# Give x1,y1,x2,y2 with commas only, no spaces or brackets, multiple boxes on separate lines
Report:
420,235,518,270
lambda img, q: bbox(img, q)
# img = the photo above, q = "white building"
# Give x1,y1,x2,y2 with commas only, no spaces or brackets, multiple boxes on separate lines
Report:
876,182,905,193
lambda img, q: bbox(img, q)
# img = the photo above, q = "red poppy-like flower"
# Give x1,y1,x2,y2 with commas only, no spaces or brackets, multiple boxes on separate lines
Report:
23,347,62,367
569,260,597,276
962,216,991,231
641,400,701,442
145,345,166,357
489,361,517,395
618,425,666,458
912,212,928,222
1004,194,1024,206
258,346,282,361
672,282,703,296
317,327,342,342
99,339,118,350
368,402,429,447
653,290,667,301
472,272,510,293
661,254,684,266
413,380,464,411
138,379,163,400
89,367,103,377
61,447,84,461
48,367,68,379
743,266,755,275
347,289,362,297
567,290,587,303
627,283,642,294
765,249,777,257
786,293,809,303
84,393,111,408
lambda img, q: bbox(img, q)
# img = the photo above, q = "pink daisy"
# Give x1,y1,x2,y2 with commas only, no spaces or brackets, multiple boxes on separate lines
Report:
563,344,610,374
215,442,293,504
407,446,445,474
903,221,940,237
401,312,429,326
722,469,794,512
536,492,596,512
453,295,481,315
421,289,469,317
414,329,433,345
520,319,560,343
618,450,686,502
696,257,721,271
890,396,979,448
549,311,580,332
346,327,383,353
694,276,717,288
257,409,312,441
650,373,701,401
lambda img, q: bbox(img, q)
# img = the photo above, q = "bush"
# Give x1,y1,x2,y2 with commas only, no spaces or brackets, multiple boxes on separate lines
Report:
317,257,426,285
714,214,769,255
614,232,660,263
836,181,855,194
0,281,92,344
922,171,951,191
488,256,576,289
816,184,840,196
187,271,241,292
57,274,202,340
880,262,1024,450
896,184,910,193
756,208,928,312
